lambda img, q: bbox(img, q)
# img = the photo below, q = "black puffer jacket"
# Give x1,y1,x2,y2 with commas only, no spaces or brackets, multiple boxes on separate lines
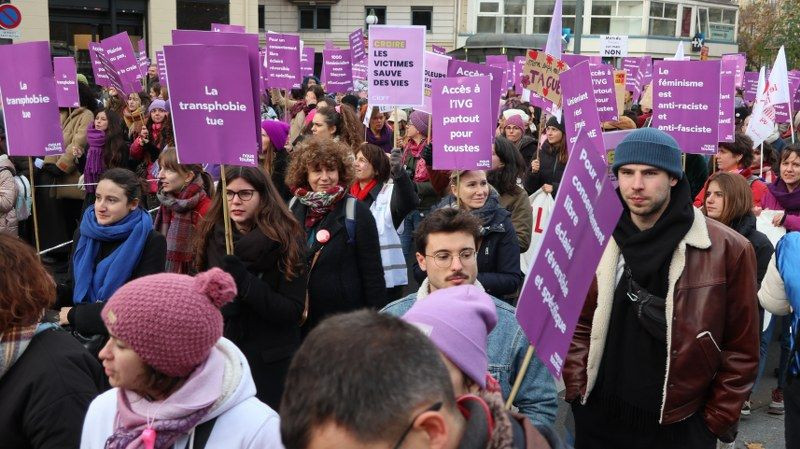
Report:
524,141,567,196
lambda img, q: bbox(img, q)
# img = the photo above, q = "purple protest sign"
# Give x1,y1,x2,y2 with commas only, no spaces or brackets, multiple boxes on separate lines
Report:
259,50,267,92
561,62,604,156
516,127,622,378
775,74,800,124
432,45,447,55
485,55,507,66
322,49,353,93
743,71,760,103
324,40,336,50
652,60,721,155
639,56,653,86
265,33,301,90
100,32,143,93
137,38,149,78
791,70,800,113
560,54,601,68
211,23,245,33
602,129,636,150
368,25,426,107
349,28,367,64
155,51,167,82
589,63,617,122
419,51,450,114
719,59,736,142
432,76,493,170
448,60,504,123
172,30,261,152
53,57,79,108
94,47,131,96
513,56,526,94
301,47,315,78
486,56,511,93
622,57,642,100
722,54,746,89
0,42,64,157
163,44,258,166
88,43,110,87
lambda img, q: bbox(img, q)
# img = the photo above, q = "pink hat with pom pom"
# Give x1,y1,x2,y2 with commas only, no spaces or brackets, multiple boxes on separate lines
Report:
101,268,236,377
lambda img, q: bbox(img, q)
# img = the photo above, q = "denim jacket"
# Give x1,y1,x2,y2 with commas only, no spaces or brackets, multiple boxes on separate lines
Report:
381,279,558,426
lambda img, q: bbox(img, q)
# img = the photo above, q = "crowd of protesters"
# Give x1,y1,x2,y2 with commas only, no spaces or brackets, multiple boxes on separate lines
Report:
0,57,799,449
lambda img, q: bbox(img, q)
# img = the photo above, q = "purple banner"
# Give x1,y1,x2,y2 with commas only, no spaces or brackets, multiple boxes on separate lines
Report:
561,62,604,156
163,44,258,166
259,50,267,93
516,127,622,379
0,42,64,157
561,54,602,68
349,28,367,64
432,45,447,55
368,25,426,107
639,56,653,86
719,59,736,143
791,70,800,113
324,40,337,50
589,63,618,122
155,51,167,83
265,33,301,90
432,76,493,170
301,47,315,78
211,23,245,33
53,57,80,108
513,56,526,94
652,60,721,155
352,60,368,83
322,49,353,93
137,38,149,78
622,57,642,100
774,74,800,124
172,30,261,153
100,32,144,93
722,54,746,89
419,51,450,114
743,71,760,104
486,56,511,93
448,60,504,122
88,42,110,87
94,46,131,96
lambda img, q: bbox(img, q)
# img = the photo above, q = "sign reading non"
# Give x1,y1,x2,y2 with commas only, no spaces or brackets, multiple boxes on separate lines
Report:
599,35,628,57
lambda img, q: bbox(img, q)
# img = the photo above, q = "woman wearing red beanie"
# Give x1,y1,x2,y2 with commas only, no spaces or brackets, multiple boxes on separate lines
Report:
80,268,283,448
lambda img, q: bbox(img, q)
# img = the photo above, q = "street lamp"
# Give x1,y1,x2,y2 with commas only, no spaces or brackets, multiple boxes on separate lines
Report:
366,9,378,28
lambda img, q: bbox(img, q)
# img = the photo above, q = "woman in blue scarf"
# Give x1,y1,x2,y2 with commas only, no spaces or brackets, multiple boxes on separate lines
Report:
54,168,166,337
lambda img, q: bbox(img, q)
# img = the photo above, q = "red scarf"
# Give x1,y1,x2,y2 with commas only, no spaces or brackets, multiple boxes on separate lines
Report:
349,179,378,201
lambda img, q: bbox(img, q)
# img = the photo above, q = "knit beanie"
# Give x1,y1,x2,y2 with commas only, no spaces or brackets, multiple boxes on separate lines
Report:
409,110,430,137
261,119,290,151
402,285,497,388
505,114,526,130
101,268,236,377
148,99,168,114
77,74,89,85
545,115,565,134
502,108,529,123
612,127,683,179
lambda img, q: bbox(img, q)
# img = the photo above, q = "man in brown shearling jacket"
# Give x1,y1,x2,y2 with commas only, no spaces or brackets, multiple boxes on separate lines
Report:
563,128,759,449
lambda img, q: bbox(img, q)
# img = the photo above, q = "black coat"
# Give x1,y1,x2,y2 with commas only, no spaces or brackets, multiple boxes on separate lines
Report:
732,213,774,287
516,135,538,168
0,328,105,449
56,227,167,335
205,225,306,410
361,170,419,230
290,195,387,333
524,141,567,195
417,195,523,299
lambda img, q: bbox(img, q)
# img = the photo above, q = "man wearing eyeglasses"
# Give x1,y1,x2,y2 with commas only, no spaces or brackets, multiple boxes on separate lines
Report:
382,208,558,427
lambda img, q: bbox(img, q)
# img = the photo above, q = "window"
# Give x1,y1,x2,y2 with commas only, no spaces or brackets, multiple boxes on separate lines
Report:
533,0,575,34
299,7,330,31
706,7,736,42
365,6,386,28
412,7,433,32
590,0,642,35
680,6,692,37
258,5,265,31
476,0,527,34
649,1,678,37
176,0,229,31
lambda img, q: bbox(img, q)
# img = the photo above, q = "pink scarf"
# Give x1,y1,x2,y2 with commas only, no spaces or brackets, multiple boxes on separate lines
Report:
105,347,225,449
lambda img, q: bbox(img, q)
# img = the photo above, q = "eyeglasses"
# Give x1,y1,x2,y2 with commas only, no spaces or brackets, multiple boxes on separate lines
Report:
226,189,256,202
424,249,477,268
391,402,443,449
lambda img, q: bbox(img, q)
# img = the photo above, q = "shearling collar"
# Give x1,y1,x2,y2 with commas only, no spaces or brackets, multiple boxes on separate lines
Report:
416,278,486,300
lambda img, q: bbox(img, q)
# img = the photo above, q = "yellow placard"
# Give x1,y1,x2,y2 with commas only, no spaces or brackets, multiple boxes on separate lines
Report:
613,70,627,117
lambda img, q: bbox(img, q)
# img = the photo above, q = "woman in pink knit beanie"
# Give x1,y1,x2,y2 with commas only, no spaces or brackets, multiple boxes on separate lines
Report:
80,268,284,449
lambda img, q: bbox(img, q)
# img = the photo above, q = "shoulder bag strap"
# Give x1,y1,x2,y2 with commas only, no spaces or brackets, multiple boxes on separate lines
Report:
186,417,217,449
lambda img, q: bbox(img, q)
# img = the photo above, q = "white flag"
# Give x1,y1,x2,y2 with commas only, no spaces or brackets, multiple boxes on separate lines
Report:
673,41,685,60
746,67,777,147
765,46,790,107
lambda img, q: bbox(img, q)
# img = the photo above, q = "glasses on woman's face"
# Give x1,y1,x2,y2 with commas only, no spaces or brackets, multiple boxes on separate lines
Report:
226,189,256,202
424,248,477,268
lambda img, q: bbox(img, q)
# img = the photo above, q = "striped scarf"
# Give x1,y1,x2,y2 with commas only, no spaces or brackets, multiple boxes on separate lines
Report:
0,324,37,379
292,185,346,229
155,178,207,274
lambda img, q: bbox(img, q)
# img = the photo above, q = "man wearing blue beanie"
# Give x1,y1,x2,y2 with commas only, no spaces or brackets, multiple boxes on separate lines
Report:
563,128,759,448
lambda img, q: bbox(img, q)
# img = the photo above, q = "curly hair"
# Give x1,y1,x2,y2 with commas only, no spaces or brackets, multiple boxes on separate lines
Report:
285,136,356,190
0,234,55,333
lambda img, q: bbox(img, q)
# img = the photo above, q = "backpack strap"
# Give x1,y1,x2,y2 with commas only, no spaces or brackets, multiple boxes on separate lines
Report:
185,417,217,449
345,196,357,244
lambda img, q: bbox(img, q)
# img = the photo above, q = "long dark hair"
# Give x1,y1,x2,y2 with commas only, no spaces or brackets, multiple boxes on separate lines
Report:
146,112,174,150
194,166,304,280
99,108,128,170
488,137,526,195
78,82,99,115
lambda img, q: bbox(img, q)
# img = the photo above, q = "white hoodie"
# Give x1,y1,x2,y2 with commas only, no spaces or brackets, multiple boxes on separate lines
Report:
80,338,284,449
